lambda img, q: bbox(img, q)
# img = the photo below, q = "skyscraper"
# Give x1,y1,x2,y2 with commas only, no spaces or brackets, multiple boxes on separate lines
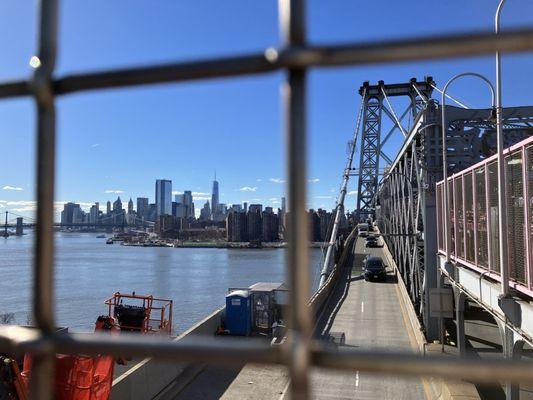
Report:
183,190,194,219
211,173,219,221
137,197,149,220
155,179,172,216
106,201,111,215
128,198,134,214
113,196,122,212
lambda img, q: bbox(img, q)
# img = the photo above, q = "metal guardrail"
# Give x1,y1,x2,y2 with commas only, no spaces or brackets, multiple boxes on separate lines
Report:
436,135,533,296
2,1,533,399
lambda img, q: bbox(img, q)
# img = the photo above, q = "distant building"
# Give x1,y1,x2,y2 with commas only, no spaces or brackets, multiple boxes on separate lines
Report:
113,196,123,212
262,207,279,242
243,202,248,213
72,207,85,224
60,202,82,225
148,203,157,222
155,179,172,216
137,197,149,220
200,201,211,222
211,175,219,221
213,203,227,222
155,214,182,238
106,201,111,215
226,209,247,242
174,194,184,204
89,204,99,224
308,209,321,242
172,201,187,218
231,204,242,212
317,208,333,242
183,190,194,219
247,204,263,242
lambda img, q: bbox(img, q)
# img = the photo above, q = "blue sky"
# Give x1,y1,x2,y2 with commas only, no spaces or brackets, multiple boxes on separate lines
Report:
1,1,532,219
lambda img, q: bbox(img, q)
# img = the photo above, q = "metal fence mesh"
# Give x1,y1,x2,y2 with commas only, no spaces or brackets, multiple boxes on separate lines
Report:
1,1,533,398
449,179,455,257
506,152,526,284
475,166,489,268
455,176,465,259
437,183,444,251
488,161,501,273
464,172,475,264
529,146,533,288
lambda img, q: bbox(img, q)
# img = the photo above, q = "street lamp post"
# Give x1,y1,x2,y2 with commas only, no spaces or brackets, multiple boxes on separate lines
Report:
495,0,510,297
441,73,496,266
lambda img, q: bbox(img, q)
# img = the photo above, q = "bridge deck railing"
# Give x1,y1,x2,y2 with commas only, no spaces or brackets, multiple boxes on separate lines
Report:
436,135,533,297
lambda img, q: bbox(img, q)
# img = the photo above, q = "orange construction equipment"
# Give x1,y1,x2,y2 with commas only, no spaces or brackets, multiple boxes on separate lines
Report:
104,292,173,335
19,316,118,400
1,292,173,400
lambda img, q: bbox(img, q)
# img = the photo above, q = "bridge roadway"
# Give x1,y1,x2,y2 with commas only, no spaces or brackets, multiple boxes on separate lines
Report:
169,236,427,399
310,236,427,399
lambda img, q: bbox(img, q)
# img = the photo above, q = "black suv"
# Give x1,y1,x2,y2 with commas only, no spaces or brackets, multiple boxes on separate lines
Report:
363,256,387,281
365,236,378,248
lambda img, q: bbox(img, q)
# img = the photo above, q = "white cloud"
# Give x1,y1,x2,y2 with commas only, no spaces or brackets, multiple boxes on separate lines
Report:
173,190,210,196
90,143,100,148
348,190,358,196
308,178,320,183
269,178,285,184
268,197,278,201
256,179,262,182
330,188,336,193
3,186,23,191
315,195,332,199
193,196,210,201
238,186,257,192
104,190,124,194
250,198,262,202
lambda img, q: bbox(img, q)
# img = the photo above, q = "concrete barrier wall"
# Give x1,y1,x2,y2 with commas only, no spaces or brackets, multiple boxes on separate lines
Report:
308,230,356,317
111,308,222,400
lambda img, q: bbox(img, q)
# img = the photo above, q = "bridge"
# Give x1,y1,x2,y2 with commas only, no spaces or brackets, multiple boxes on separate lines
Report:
1,210,154,234
104,77,533,400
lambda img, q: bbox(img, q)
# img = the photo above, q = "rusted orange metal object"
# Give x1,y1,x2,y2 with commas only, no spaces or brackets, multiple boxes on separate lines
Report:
104,292,173,335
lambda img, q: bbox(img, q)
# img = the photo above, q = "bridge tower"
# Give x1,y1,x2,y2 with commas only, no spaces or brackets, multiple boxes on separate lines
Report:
356,78,434,220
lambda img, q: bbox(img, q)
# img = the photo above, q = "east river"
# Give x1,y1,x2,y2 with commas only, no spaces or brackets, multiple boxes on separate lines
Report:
0,232,323,332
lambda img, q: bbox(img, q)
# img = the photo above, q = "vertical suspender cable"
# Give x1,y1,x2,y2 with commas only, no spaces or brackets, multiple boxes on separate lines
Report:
318,87,366,287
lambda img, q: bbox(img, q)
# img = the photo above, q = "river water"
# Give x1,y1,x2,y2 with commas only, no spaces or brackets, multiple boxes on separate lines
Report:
0,232,323,333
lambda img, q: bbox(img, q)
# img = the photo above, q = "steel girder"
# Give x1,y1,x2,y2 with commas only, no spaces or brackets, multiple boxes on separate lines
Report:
375,102,533,341
357,94,383,219
356,78,434,220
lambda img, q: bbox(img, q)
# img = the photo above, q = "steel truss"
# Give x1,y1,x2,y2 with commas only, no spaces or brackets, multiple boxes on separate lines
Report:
376,102,533,340
356,78,434,220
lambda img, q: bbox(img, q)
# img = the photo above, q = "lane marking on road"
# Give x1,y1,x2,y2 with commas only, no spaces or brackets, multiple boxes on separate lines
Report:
355,371,359,387
361,301,364,313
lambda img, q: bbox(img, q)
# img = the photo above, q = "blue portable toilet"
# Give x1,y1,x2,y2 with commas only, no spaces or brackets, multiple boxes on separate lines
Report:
225,290,251,336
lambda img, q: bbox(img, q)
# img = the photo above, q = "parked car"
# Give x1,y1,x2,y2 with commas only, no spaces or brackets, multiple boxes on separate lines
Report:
365,236,378,248
363,256,387,281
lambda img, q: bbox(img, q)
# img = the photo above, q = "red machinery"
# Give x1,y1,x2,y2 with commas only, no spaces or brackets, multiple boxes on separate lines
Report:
0,293,173,400
104,292,173,335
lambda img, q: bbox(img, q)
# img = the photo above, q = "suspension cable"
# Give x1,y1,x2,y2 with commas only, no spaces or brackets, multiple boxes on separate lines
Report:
318,87,366,288
381,87,409,137
430,83,469,109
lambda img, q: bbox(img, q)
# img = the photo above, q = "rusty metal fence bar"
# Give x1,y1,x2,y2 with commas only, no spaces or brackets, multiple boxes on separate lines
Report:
0,0,532,398
437,135,533,298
